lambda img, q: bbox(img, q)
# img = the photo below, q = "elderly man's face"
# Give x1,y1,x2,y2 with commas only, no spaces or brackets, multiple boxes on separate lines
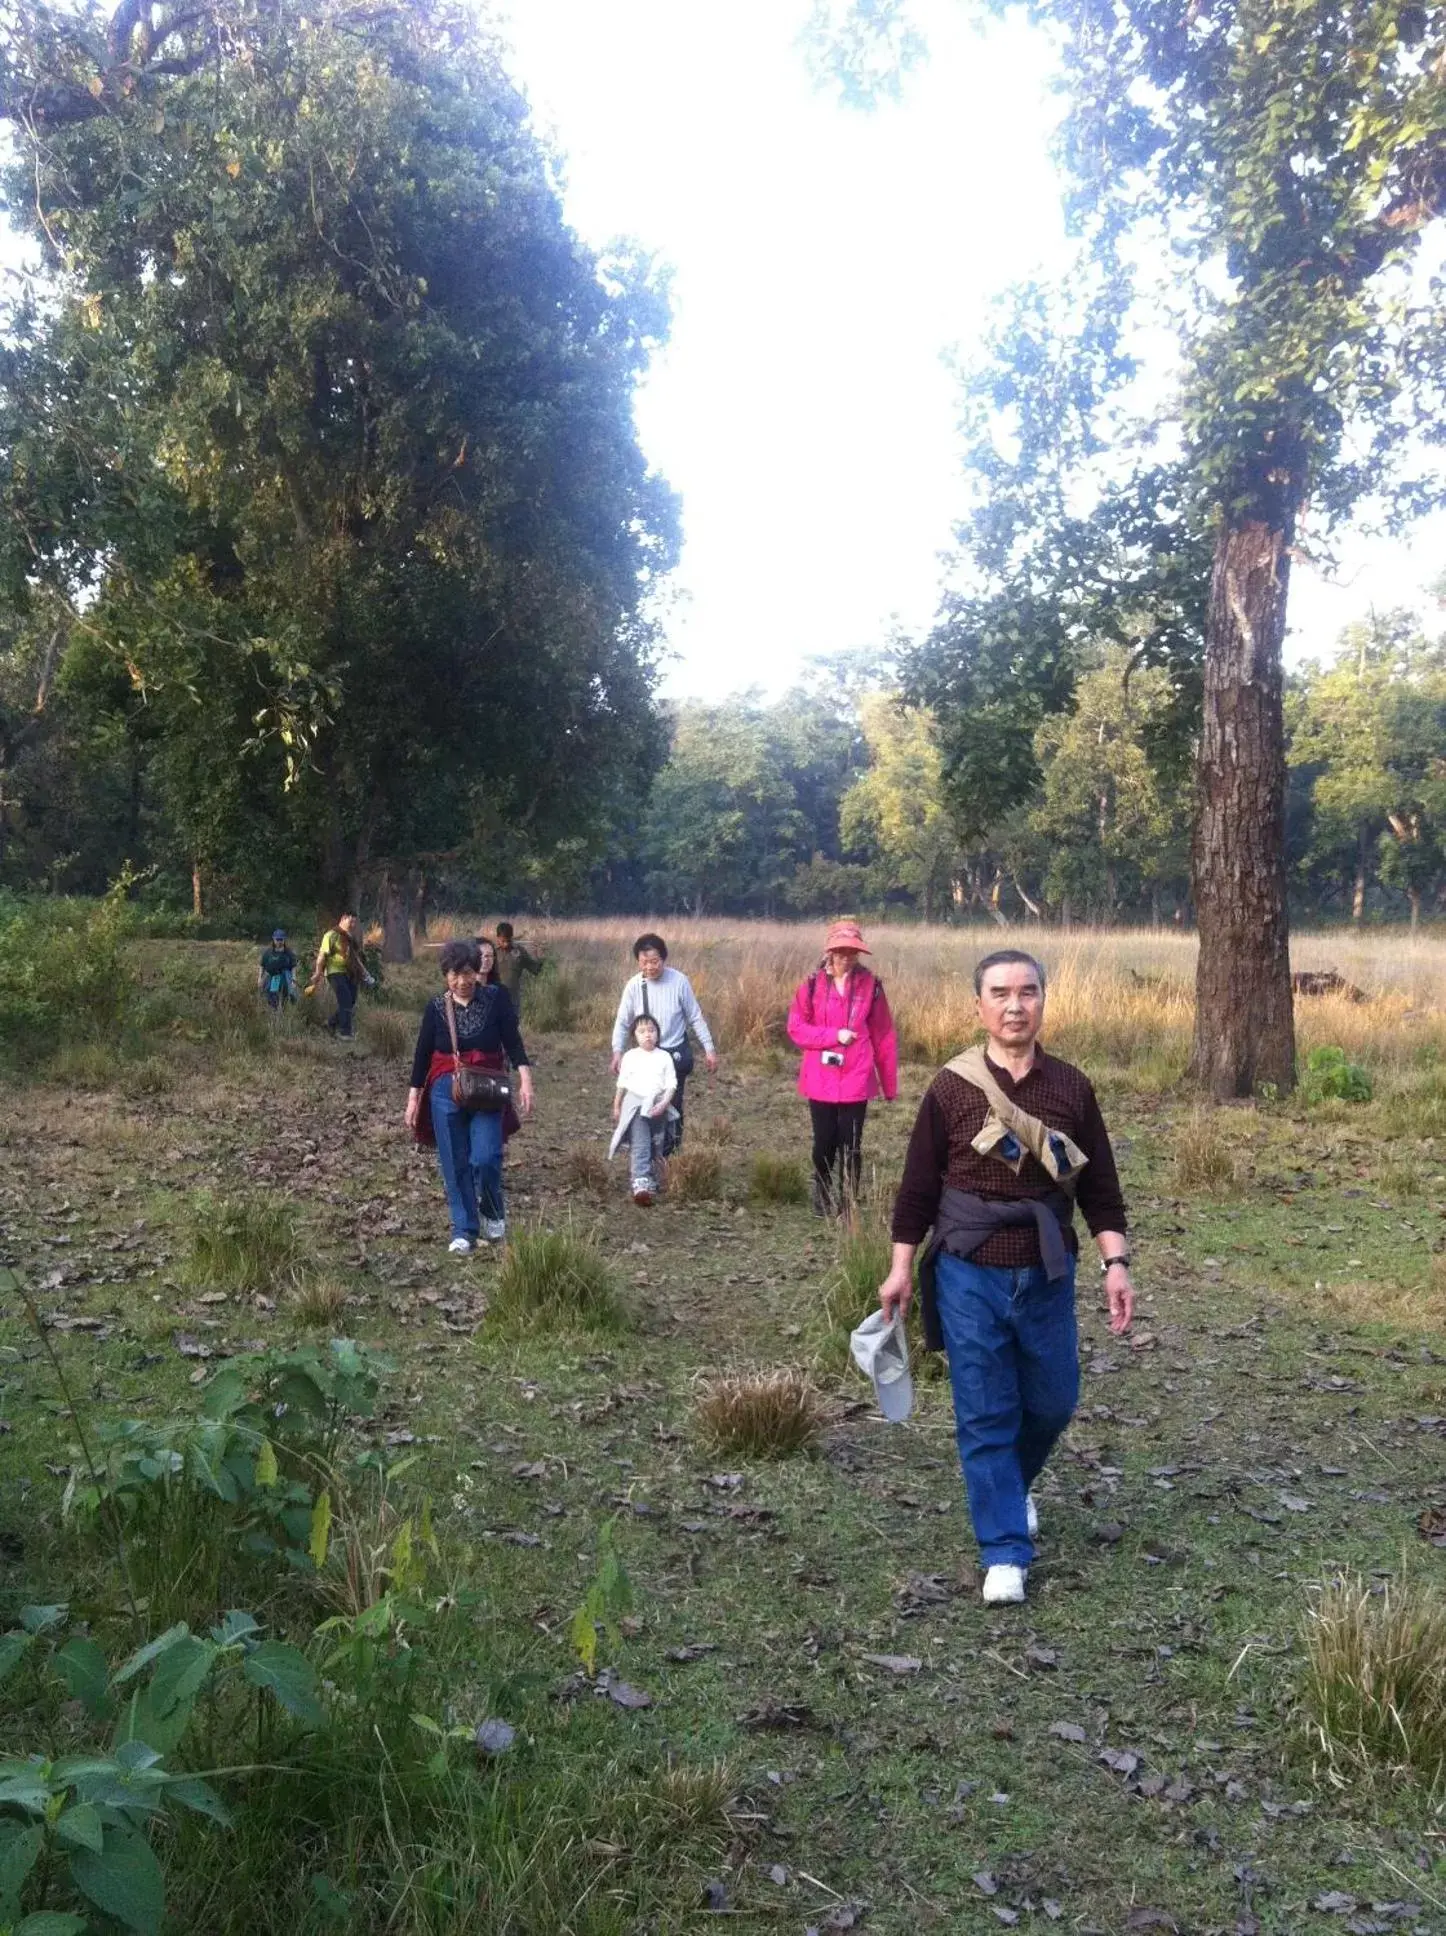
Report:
637,948,665,981
976,961,1044,1049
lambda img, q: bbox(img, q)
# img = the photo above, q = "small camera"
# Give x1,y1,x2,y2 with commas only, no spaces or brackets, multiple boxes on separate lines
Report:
821,1050,845,1068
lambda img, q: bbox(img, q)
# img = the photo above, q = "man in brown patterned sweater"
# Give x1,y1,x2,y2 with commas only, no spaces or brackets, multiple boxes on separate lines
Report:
879,950,1135,1605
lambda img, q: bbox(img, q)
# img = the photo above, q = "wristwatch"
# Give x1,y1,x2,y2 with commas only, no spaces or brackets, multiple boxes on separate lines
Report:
1100,1253,1131,1274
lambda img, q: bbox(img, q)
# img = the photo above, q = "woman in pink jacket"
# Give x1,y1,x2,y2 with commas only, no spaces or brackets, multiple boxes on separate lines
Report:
786,919,899,1216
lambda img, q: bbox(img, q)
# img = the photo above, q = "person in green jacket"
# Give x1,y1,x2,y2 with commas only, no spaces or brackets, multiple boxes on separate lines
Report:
488,921,544,1013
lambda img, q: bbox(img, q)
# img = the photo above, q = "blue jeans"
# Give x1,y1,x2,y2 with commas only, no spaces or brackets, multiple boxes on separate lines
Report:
934,1251,1079,1569
430,1074,505,1239
627,1110,667,1191
326,972,357,1038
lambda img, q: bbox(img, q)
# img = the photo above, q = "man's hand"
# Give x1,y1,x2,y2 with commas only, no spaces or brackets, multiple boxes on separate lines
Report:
879,1263,913,1322
517,1069,535,1119
705,1051,719,1074
1105,1265,1134,1334
610,1052,622,1076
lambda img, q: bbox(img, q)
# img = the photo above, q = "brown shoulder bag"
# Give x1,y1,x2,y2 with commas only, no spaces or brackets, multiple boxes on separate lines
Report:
445,992,512,1113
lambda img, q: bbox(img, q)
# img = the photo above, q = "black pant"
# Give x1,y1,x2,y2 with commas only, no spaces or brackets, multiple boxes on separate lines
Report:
809,1101,868,1209
327,972,357,1038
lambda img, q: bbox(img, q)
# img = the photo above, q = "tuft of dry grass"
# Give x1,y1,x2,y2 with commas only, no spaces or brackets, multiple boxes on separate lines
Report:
1173,1110,1239,1193
1300,1570,1446,1794
694,1365,823,1458
667,1144,724,1201
289,1274,349,1328
563,1142,611,1197
748,1152,808,1205
363,1007,410,1061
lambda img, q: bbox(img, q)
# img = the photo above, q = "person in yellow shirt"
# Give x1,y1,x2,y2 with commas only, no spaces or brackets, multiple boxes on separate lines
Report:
308,912,374,1039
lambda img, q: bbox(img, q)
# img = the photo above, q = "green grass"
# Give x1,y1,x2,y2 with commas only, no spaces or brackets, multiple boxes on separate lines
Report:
4,931,1446,1933
748,1150,808,1204
184,1189,302,1291
488,1227,628,1336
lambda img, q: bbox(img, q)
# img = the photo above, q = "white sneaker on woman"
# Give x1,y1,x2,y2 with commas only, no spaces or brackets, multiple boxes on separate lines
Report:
482,1219,506,1244
982,1564,1027,1605
448,1236,474,1256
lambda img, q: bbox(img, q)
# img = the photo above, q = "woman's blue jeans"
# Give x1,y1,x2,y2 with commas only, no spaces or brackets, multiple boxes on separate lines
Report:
934,1251,1080,1569
429,1074,505,1240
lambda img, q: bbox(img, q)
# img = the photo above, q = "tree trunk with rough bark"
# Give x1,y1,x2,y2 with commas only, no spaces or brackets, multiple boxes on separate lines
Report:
381,872,413,963
1351,825,1368,924
1189,515,1296,1097
191,859,203,921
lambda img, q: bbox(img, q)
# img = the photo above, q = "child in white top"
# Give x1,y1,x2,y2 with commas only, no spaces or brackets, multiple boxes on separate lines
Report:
610,1015,677,1204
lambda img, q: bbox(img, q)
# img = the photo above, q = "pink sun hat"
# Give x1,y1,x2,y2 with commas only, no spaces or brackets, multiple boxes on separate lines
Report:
823,919,870,955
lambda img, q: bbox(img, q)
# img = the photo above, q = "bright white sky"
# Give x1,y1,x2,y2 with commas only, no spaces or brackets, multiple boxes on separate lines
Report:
500,0,1446,700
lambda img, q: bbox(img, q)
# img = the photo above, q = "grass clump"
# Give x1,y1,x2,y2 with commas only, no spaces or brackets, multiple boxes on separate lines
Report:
694,1365,822,1458
748,1151,808,1205
563,1142,611,1197
1301,1571,1446,1794
289,1274,349,1328
816,1221,892,1357
363,1006,410,1060
668,1143,724,1201
1173,1110,1238,1193
186,1190,301,1290
489,1227,627,1336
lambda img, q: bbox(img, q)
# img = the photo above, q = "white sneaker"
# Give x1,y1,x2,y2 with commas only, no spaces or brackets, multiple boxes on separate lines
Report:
482,1219,506,1244
982,1564,1027,1605
1026,1493,1039,1540
448,1236,474,1256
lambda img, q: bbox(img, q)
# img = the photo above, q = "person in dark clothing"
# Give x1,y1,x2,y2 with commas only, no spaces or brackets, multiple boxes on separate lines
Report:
257,929,298,1008
878,950,1134,1606
405,940,534,1253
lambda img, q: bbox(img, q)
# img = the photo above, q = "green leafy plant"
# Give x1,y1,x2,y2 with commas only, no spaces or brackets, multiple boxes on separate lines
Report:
569,1519,634,1679
0,1605,320,1934
1301,1045,1373,1105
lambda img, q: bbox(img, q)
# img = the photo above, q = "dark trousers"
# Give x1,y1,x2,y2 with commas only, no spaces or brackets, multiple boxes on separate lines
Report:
326,972,357,1038
809,1100,867,1210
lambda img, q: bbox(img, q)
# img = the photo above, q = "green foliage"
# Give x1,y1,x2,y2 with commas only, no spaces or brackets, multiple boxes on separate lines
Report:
0,0,676,911
569,1518,634,1678
1301,1046,1373,1105
0,892,131,1061
0,1604,319,1934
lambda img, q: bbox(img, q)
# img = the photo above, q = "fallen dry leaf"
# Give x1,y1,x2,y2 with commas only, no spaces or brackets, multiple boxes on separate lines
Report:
860,1652,922,1675
1048,1721,1086,1743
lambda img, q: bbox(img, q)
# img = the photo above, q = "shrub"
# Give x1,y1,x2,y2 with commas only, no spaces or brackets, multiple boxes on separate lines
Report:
0,889,132,1063
668,1144,724,1201
1301,1571,1446,1793
488,1227,626,1336
1301,1044,1373,1104
694,1366,822,1458
1173,1111,1238,1192
748,1152,808,1205
185,1192,301,1292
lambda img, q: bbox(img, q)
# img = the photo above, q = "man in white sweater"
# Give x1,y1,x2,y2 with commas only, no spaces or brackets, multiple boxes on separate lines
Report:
609,932,718,1150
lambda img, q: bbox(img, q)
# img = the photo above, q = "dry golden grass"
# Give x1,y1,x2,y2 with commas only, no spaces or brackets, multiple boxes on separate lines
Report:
667,1144,724,1201
427,916,1446,1080
748,1152,808,1205
1301,1571,1446,1794
693,1365,823,1458
362,1007,410,1061
562,1143,611,1197
289,1275,349,1328
1173,1110,1240,1193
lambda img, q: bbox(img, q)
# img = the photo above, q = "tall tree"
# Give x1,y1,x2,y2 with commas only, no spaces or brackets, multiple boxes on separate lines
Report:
0,0,676,918
840,695,963,921
821,0,1446,1094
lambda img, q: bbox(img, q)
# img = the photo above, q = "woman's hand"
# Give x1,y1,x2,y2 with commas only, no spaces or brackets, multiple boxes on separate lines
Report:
404,1089,421,1130
837,1029,857,1045
517,1069,535,1118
